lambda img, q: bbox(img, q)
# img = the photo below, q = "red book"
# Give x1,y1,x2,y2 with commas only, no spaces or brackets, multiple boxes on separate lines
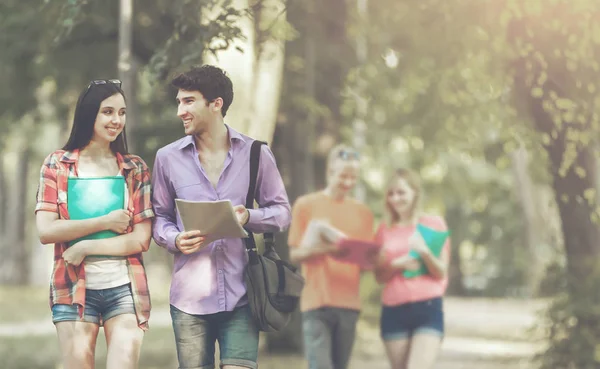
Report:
333,238,380,270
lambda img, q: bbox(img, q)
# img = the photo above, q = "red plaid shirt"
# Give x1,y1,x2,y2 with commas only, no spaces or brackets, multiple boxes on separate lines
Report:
35,149,155,330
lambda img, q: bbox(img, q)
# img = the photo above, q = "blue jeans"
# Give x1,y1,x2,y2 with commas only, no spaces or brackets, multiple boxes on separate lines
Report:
170,304,259,369
302,307,360,369
380,297,444,341
51,283,135,325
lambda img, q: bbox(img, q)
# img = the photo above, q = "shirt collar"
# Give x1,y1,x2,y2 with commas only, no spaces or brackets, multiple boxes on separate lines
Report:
59,150,78,164
58,149,136,171
178,124,246,150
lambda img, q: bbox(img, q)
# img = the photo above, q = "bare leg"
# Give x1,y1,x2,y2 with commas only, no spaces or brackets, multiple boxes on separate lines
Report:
383,338,411,369
405,334,443,369
104,314,144,369
55,321,100,369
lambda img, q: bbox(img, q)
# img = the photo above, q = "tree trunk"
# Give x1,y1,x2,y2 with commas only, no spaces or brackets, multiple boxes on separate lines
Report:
508,11,600,280
265,0,352,353
514,84,600,283
311,0,351,189
245,0,286,143
444,205,467,296
0,145,31,285
0,152,5,238
510,145,543,296
119,0,136,152
0,153,8,284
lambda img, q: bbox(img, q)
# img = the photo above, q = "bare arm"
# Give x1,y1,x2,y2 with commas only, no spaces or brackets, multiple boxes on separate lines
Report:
289,220,344,264
374,254,420,284
418,248,448,279
82,219,152,255
290,243,338,264
62,220,152,266
37,211,108,245
409,225,450,280
36,209,130,245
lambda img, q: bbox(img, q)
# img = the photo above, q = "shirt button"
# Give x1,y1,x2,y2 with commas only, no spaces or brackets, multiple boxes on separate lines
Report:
218,270,223,274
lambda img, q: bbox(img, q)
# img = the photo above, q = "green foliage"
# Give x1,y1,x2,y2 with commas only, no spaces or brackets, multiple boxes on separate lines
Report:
343,0,535,295
146,0,247,80
0,0,257,152
537,260,600,369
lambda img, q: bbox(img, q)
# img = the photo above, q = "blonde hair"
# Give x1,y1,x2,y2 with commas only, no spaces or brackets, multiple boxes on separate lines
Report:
326,144,360,173
384,167,422,226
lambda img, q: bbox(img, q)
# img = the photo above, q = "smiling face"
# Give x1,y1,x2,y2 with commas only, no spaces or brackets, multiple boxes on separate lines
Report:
327,159,361,196
387,177,418,217
176,89,223,136
91,93,126,145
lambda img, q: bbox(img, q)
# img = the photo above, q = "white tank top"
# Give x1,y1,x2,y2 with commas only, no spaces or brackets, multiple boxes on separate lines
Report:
73,169,130,290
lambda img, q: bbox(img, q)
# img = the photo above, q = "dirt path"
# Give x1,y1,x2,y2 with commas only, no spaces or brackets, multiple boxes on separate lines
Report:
0,297,544,369
262,297,545,369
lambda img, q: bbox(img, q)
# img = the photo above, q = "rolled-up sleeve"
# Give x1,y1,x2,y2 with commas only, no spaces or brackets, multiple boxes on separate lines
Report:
132,157,155,224
151,150,181,254
35,153,59,214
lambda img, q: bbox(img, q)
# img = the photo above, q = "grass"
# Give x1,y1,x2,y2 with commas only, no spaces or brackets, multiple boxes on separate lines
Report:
1,326,178,369
0,325,310,369
0,268,546,369
0,285,53,324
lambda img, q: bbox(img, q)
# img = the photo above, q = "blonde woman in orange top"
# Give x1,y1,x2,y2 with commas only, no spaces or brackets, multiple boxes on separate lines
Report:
374,168,450,369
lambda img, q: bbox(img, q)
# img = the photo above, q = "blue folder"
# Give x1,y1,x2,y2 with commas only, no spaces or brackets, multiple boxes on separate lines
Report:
403,223,450,278
67,176,125,246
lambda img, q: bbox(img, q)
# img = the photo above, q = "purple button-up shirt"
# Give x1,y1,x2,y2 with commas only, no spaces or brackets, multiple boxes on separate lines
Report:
151,125,291,315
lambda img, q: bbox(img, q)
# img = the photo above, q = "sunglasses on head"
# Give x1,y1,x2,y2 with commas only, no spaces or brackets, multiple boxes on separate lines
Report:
338,149,360,160
86,79,122,90
82,79,122,101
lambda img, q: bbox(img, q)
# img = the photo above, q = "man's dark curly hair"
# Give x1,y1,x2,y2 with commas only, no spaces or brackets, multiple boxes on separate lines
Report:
171,65,234,117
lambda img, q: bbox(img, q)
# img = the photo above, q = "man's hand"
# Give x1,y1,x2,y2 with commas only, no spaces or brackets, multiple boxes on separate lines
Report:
175,230,207,255
62,241,90,266
311,240,347,258
102,209,131,234
233,205,250,226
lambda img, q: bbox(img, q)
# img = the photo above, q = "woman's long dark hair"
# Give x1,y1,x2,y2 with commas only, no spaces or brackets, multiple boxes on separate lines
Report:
62,82,129,154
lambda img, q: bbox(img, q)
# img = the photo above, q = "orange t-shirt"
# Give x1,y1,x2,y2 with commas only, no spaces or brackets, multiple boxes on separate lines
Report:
376,215,450,307
288,192,375,312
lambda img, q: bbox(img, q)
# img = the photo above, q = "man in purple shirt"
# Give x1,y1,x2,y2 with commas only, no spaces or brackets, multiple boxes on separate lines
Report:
151,65,291,369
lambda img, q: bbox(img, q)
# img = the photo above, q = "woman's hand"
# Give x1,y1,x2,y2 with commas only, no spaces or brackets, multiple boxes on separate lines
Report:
62,241,90,266
102,209,131,234
408,232,430,257
390,254,421,271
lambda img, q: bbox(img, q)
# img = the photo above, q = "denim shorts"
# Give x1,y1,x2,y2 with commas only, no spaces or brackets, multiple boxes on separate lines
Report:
380,297,444,341
170,304,259,369
51,283,136,325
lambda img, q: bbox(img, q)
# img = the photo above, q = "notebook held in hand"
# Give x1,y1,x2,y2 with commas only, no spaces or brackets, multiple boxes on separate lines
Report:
67,176,125,247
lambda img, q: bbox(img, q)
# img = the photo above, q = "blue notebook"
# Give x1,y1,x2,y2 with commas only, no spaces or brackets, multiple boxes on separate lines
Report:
403,223,450,278
67,176,125,246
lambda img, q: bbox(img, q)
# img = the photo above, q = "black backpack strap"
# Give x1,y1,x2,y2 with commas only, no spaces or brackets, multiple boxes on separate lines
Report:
245,140,265,210
244,140,271,259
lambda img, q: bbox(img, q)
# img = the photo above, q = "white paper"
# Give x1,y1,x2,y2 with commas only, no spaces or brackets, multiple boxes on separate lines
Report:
300,219,347,248
175,199,249,244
